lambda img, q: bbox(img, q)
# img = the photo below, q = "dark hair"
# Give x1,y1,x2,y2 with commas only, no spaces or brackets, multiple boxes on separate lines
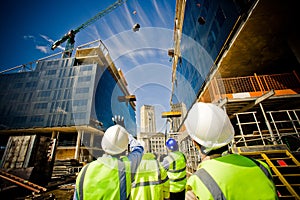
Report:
201,145,229,156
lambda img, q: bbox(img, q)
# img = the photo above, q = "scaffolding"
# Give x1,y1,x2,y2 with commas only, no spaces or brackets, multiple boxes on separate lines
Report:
233,108,300,151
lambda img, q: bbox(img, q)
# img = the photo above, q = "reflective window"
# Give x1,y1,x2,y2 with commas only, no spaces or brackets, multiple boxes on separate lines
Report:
14,116,27,124
216,6,226,27
78,76,91,82
73,112,86,119
13,82,23,88
30,115,44,122
76,87,89,93
73,99,88,106
25,81,37,88
38,91,51,97
34,103,48,109
46,69,56,75
80,65,93,72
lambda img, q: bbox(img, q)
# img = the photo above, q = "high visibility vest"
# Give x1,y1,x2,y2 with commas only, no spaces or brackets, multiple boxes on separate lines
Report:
186,154,279,200
165,151,187,193
75,156,131,200
131,156,170,200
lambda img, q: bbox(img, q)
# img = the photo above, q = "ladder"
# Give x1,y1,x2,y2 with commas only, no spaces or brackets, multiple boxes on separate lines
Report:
238,148,300,199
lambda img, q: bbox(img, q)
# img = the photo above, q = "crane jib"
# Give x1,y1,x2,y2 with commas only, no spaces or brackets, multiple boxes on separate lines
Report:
51,0,128,52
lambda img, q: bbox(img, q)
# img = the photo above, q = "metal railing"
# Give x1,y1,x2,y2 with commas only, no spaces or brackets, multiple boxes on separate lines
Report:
210,71,300,102
233,109,300,151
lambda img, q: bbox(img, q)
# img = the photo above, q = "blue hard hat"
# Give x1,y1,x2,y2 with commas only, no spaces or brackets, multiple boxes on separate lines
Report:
166,138,178,151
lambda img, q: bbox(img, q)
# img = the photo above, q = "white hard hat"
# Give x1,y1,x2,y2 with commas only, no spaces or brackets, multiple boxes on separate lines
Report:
101,125,129,155
184,102,234,151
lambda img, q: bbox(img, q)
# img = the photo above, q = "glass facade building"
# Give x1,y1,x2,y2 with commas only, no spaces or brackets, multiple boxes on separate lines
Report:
0,56,136,134
0,40,137,162
172,0,254,110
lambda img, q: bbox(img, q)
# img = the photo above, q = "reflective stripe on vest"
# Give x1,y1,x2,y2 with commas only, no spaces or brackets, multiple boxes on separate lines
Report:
166,151,187,192
131,158,169,200
195,168,226,200
132,159,168,188
247,156,273,180
76,156,131,200
194,157,274,200
79,164,89,200
188,154,278,200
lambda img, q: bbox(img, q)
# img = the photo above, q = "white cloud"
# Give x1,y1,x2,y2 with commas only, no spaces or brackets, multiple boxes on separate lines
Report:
40,34,64,50
40,34,54,43
24,35,35,40
36,45,48,53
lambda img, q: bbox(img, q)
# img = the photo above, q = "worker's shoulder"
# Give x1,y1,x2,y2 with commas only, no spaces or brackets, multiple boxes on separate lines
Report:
213,153,266,168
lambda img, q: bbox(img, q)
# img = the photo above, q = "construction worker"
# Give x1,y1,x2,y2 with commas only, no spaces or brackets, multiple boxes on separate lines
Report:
184,102,279,200
130,152,170,200
73,124,144,200
162,138,187,200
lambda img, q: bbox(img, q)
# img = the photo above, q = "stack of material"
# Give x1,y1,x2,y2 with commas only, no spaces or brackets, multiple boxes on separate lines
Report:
51,159,82,179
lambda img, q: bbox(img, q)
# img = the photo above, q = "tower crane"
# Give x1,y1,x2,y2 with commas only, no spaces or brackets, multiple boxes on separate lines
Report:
51,0,128,58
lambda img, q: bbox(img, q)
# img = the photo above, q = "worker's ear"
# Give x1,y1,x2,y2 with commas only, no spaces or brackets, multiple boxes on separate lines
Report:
192,140,201,151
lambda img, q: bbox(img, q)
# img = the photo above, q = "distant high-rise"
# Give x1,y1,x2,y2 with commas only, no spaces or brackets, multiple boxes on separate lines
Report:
171,102,187,132
140,105,156,133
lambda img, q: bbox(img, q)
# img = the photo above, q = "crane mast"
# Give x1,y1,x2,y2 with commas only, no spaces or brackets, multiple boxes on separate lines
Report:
51,0,128,57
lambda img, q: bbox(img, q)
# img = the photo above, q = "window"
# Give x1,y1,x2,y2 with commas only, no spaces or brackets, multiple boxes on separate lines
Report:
80,65,93,72
34,103,48,109
216,6,226,27
38,91,51,97
47,80,52,89
46,69,57,75
76,87,89,93
13,82,23,88
73,112,86,119
25,81,37,88
78,76,91,82
14,116,27,124
60,79,64,88
73,99,88,106
30,115,44,122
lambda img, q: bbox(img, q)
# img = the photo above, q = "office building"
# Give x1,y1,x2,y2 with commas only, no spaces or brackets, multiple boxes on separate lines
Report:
140,105,156,133
0,40,136,164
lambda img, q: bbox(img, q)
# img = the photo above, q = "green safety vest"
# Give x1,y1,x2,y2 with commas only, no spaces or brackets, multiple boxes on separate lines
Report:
76,156,131,200
166,151,187,193
131,155,170,200
186,154,279,200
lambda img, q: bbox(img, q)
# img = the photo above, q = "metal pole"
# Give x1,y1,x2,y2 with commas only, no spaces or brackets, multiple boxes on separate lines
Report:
259,103,277,145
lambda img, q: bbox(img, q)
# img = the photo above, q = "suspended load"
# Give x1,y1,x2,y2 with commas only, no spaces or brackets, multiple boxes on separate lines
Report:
132,23,140,32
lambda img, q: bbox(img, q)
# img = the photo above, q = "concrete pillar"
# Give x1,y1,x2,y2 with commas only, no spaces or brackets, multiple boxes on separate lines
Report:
74,130,82,160
51,131,59,139
89,133,94,161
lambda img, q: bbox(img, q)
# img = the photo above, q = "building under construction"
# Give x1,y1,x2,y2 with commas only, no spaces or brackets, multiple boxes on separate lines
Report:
0,40,136,198
168,0,300,199
0,0,299,199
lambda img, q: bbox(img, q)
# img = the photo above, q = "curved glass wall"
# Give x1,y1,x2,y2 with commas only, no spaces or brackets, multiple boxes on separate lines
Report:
95,68,137,135
172,0,243,110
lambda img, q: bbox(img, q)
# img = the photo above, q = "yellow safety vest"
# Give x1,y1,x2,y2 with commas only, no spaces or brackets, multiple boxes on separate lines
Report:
165,151,187,193
131,155,170,200
76,156,131,200
186,154,278,200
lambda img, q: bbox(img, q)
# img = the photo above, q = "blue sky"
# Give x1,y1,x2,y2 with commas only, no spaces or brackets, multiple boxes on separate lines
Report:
0,0,176,133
